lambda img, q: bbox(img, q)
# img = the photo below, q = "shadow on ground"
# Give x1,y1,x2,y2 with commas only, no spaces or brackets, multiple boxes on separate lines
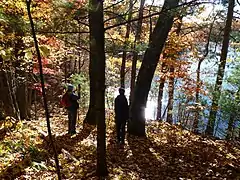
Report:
1,121,239,180
0,122,96,180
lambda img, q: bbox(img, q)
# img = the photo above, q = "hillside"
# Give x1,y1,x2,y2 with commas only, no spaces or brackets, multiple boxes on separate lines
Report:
0,114,239,180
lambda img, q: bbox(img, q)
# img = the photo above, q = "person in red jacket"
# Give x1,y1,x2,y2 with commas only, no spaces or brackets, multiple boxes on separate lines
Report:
61,84,80,135
114,87,129,144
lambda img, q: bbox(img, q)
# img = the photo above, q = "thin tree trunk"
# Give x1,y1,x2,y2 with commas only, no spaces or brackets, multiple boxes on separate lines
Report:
206,0,234,136
129,0,145,104
11,70,21,120
166,15,183,124
120,0,133,88
193,58,203,130
156,76,165,120
166,66,174,123
26,1,61,179
88,0,108,176
193,18,215,132
128,0,179,136
156,59,168,121
4,70,20,119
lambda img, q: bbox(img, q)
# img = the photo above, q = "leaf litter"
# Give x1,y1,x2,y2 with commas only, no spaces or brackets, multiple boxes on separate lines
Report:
0,113,239,180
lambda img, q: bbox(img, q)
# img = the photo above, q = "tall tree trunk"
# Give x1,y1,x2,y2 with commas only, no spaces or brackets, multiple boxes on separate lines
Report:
166,66,174,123
193,58,203,130
120,0,133,88
156,60,168,120
128,0,179,136
148,0,155,41
129,0,145,105
84,55,97,125
166,16,182,124
26,1,61,179
84,1,99,125
88,0,108,176
193,18,215,133
206,0,234,136
156,76,165,120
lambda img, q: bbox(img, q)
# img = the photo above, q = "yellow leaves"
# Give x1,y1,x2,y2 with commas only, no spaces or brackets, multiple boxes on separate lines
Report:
1,114,240,179
226,153,237,160
0,0,26,16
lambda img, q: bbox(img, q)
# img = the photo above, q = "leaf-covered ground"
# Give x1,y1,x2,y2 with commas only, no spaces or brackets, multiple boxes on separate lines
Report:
0,111,240,180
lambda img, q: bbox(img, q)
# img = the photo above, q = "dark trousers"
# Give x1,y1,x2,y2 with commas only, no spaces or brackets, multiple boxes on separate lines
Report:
68,109,77,134
116,119,126,143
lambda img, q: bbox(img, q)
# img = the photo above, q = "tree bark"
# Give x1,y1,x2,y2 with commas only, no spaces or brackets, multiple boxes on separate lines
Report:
128,0,179,136
84,58,97,125
193,18,215,133
3,70,20,119
120,0,133,88
26,1,61,179
193,58,203,130
84,1,99,125
166,16,182,124
88,0,108,176
129,0,145,105
166,66,174,123
156,76,165,120
206,0,234,136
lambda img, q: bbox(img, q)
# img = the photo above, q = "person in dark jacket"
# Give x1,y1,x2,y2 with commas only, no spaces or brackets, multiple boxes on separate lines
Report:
62,84,80,135
114,87,129,144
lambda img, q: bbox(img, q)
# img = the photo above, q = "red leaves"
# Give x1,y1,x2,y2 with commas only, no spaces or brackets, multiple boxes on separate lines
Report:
33,66,55,75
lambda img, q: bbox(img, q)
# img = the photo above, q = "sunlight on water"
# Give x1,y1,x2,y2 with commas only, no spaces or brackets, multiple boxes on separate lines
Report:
145,100,157,120
113,87,157,120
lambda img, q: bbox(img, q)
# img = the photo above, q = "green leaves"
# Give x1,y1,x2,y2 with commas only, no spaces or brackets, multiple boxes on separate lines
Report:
24,48,33,60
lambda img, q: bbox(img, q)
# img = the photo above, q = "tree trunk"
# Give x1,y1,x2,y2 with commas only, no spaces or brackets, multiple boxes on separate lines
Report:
166,16,182,124
193,18,215,133
84,59,97,125
128,0,179,136
3,70,20,119
206,0,234,136
120,0,133,88
16,81,28,119
166,66,174,123
26,1,61,179
148,0,155,41
84,0,99,126
193,59,203,131
129,0,145,104
156,76,165,120
88,0,108,176
16,71,30,120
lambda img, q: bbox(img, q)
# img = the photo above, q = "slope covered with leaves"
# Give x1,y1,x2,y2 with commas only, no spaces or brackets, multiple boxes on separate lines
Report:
0,112,239,179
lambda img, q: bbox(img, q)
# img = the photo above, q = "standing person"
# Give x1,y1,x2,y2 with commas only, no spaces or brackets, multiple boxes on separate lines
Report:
114,87,129,144
61,84,80,135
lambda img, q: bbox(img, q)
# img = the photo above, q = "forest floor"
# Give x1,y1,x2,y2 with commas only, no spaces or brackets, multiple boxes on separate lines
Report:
0,110,240,180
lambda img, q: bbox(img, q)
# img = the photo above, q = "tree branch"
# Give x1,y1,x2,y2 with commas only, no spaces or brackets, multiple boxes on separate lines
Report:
105,0,214,31
36,31,89,34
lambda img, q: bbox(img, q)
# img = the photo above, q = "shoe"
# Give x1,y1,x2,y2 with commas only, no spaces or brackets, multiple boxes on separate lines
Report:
68,131,76,135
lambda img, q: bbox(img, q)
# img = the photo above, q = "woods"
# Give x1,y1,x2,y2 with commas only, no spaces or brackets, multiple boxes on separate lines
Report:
0,0,240,179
